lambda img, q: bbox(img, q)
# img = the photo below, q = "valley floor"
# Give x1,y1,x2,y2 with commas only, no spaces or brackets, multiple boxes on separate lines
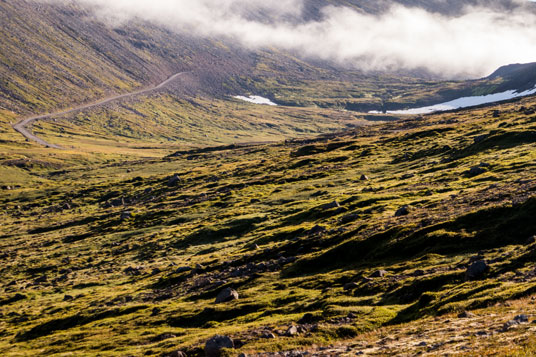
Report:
1,95,536,356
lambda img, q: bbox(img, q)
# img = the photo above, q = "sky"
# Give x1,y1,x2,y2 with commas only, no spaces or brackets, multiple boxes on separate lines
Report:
41,0,536,78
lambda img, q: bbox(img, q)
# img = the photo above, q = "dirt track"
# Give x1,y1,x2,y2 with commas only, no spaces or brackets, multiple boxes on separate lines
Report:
12,72,188,149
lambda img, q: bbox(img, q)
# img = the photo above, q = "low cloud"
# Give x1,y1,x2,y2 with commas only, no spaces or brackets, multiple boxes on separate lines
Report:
42,0,536,78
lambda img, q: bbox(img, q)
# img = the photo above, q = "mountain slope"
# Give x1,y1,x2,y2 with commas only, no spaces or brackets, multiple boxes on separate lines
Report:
1,94,536,356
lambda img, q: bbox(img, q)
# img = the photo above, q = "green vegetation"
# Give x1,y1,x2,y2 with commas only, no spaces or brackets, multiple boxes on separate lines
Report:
2,94,536,355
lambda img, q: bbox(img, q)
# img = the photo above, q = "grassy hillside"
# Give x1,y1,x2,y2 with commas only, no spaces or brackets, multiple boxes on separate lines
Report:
1,94,536,356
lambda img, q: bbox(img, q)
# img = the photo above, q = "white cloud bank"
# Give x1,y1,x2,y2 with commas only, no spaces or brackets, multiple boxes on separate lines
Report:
43,0,536,78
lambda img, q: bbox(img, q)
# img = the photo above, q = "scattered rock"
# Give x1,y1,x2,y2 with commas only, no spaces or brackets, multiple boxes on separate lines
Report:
502,320,520,331
215,287,239,303
394,206,410,217
344,282,359,291
204,335,234,357
323,201,340,210
308,225,327,236
340,213,359,224
466,166,487,177
371,270,388,278
168,351,187,357
152,333,176,342
110,198,124,207
175,266,192,274
458,311,475,318
261,331,276,339
121,211,132,220
124,266,142,276
285,325,299,336
168,174,182,187
473,134,488,143
514,314,529,323
465,260,489,280
412,269,425,277
298,313,317,324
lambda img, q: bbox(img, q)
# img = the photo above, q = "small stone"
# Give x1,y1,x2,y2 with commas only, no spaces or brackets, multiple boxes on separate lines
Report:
360,175,369,181
204,335,234,357
215,287,239,303
63,295,74,301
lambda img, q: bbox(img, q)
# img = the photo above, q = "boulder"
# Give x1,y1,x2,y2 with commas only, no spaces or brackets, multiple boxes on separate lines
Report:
466,260,489,280
340,213,359,224
323,201,340,210
458,311,475,318
168,174,182,187
168,351,187,357
121,211,132,220
394,206,410,217
371,270,388,278
514,314,529,323
285,325,299,336
215,287,239,303
298,313,316,324
308,225,327,236
261,331,276,339
466,166,487,177
204,335,234,357
175,266,192,273
343,282,359,291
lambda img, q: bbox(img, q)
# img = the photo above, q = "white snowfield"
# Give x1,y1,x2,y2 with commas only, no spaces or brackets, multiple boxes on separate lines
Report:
370,85,536,115
234,95,278,106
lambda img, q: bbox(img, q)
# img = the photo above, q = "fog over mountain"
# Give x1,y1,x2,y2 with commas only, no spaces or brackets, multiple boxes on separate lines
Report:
38,0,536,78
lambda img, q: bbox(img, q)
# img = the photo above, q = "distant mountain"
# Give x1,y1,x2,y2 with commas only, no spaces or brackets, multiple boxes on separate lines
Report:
488,62,536,91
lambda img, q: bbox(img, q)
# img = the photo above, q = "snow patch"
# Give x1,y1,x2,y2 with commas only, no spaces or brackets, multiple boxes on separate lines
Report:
370,86,536,115
234,95,277,106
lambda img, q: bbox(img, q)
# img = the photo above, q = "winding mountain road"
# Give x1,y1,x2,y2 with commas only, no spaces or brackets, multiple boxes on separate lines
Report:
12,71,189,149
